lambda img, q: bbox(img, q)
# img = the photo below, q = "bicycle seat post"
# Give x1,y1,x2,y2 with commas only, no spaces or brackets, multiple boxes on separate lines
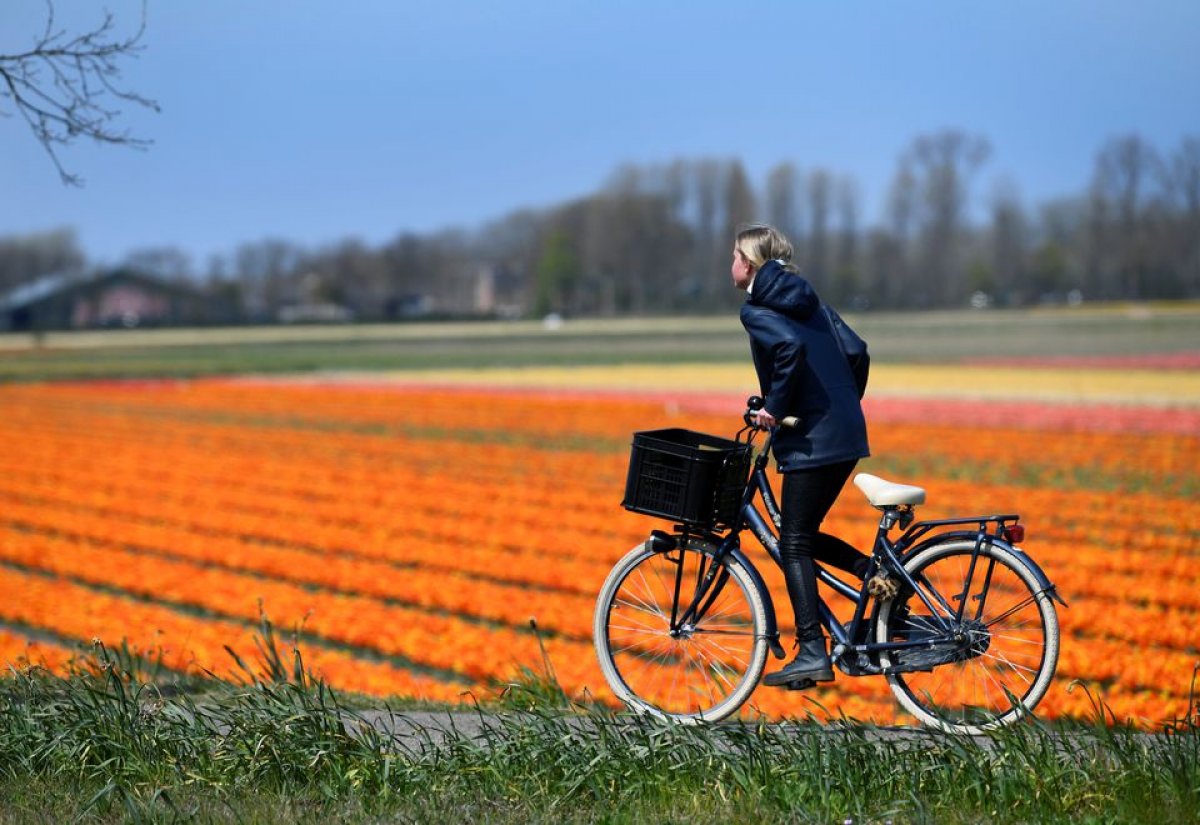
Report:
876,506,913,533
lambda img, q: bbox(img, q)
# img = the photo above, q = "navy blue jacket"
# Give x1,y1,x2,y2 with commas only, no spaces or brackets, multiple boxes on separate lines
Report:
740,261,870,472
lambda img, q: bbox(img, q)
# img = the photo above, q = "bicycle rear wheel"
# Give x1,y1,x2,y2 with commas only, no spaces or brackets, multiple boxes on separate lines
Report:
594,538,769,723
875,538,1060,734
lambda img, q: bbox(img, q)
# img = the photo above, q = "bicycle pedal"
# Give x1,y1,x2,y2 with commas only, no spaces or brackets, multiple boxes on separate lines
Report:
785,678,816,691
867,574,899,601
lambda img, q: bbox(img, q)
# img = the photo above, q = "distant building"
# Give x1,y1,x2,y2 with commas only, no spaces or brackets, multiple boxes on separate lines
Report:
0,269,209,332
401,263,525,319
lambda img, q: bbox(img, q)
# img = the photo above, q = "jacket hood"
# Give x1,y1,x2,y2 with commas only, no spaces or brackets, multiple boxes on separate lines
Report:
747,260,819,320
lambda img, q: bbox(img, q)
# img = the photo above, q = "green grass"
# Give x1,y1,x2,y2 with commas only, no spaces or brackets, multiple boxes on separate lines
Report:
2,304,1199,382
2,624,1197,824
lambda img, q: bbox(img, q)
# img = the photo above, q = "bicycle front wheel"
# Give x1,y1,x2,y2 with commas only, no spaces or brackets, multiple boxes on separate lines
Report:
876,538,1060,734
594,538,769,723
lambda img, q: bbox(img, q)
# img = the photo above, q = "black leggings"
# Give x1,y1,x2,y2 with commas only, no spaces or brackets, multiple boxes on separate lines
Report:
779,460,870,642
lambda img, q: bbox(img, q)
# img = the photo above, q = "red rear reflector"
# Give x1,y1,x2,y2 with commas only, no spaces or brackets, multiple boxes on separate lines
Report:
1003,525,1026,544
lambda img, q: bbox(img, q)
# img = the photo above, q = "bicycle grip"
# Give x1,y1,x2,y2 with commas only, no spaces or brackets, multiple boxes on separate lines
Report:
780,416,800,428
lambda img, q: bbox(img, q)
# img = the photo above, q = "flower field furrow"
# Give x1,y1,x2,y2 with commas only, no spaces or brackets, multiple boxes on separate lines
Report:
872,421,1197,481
0,476,623,599
5,382,672,438
2,438,1200,637
6,383,1197,494
3,516,1195,703
0,627,78,673
19,375,1200,438
0,564,473,701
1057,633,1200,694
6,420,1194,545
0,496,601,641
1,427,1196,571
6,386,1198,524
5,471,1200,632
0,527,611,691
2,378,1196,727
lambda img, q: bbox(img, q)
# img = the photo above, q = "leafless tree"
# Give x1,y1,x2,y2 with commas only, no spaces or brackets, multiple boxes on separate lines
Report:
723,160,756,227
234,239,304,318
879,160,919,306
0,227,84,291
1090,134,1163,298
804,169,832,289
905,130,991,304
989,179,1028,303
1,0,159,185
765,162,801,246
693,160,722,304
123,245,194,282
832,175,860,303
1166,137,1200,295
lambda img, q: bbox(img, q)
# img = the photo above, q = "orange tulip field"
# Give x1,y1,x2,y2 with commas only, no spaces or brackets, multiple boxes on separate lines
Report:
1,366,1197,728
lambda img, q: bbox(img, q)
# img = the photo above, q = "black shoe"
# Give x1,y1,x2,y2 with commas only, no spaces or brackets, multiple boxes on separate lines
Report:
763,637,834,687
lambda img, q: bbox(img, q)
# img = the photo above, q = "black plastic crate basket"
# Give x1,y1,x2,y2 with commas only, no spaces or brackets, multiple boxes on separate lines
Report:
622,428,752,527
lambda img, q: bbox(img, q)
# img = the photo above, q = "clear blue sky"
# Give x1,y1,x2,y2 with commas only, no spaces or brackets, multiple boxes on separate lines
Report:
2,0,1198,269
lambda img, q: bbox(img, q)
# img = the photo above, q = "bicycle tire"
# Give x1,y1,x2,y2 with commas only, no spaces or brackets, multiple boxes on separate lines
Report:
875,538,1060,734
593,537,769,723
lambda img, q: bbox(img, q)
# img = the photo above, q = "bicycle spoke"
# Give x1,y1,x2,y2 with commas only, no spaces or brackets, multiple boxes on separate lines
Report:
598,543,769,720
987,631,1045,648
683,645,719,704
632,567,673,620
692,634,750,668
978,648,1039,682
976,658,1022,706
883,541,1058,733
609,602,669,629
984,594,1040,628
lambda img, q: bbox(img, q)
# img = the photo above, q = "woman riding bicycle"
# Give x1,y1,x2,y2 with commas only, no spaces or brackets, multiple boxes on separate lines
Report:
732,223,875,689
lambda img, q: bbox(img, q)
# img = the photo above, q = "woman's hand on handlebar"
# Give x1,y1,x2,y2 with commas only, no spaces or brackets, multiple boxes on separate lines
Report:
743,396,795,430
751,408,777,429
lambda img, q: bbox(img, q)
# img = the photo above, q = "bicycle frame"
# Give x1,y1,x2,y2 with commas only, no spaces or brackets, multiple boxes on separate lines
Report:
663,424,1065,675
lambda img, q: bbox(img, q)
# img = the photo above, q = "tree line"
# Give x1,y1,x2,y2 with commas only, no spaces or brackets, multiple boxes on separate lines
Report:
3,129,1198,321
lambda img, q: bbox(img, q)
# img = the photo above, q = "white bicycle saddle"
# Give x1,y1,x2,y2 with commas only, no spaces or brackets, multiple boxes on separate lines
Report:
853,473,927,507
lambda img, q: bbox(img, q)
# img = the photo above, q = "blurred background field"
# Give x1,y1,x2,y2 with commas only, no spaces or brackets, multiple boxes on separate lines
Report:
2,302,1199,382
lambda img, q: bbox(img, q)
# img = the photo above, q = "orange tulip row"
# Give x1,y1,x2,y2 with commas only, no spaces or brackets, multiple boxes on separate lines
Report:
1,380,1196,727
5,448,1198,654
4,490,1197,705
13,382,1198,523
24,377,1200,471
15,374,1196,444
4,458,1199,652
4,383,1190,537
0,493,598,640
0,563,473,702
0,526,617,695
1,422,1194,581
0,627,77,673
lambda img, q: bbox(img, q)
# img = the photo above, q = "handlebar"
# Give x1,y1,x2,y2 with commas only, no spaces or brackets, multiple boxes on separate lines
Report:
743,395,799,431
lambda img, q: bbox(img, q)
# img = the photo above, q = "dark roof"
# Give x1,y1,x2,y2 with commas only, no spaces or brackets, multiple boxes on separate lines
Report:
0,269,195,313
0,273,76,313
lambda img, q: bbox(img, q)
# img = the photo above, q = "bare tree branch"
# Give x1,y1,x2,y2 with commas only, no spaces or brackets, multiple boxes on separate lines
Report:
0,0,159,185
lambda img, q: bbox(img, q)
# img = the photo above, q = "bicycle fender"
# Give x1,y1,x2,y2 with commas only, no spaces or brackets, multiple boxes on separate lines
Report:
1001,542,1069,607
903,531,1068,608
684,537,787,660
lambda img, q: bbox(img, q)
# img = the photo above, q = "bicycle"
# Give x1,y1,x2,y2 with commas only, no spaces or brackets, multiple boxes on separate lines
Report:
593,397,1066,734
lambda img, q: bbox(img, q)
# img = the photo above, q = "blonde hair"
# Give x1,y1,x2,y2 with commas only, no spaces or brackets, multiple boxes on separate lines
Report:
735,224,797,273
